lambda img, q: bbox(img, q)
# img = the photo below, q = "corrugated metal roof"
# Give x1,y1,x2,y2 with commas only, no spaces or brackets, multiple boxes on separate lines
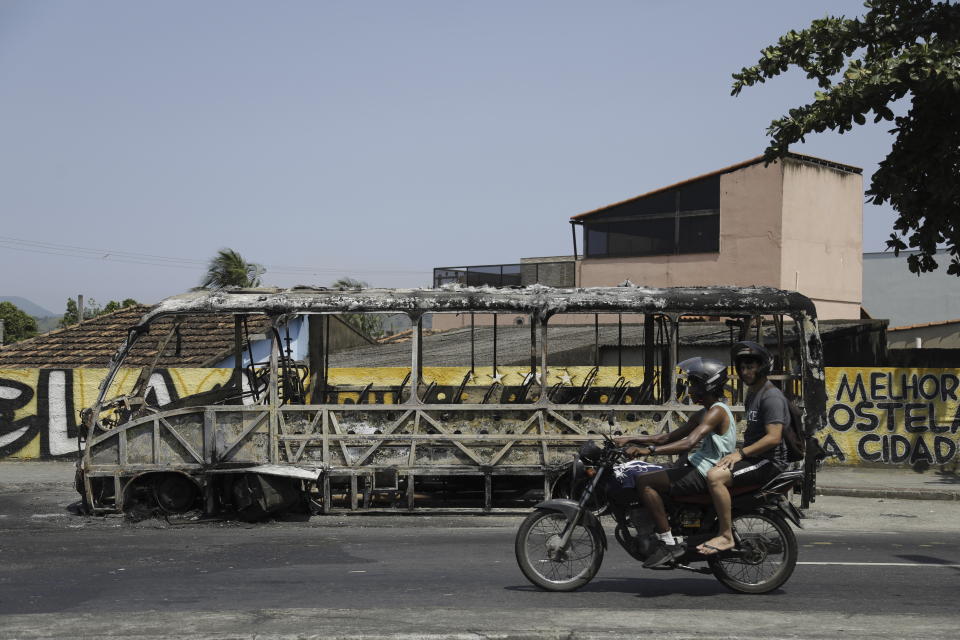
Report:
330,319,869,368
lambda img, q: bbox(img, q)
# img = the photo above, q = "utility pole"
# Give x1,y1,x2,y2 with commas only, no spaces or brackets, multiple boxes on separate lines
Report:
78,295,84,325
0,319,5,345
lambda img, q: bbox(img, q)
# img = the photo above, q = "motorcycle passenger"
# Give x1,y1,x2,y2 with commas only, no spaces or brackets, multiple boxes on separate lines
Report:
613,357,736,568
697,341,790,556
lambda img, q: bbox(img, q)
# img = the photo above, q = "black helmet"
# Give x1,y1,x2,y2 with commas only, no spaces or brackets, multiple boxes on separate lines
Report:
677,357,728,395
731,340,772,377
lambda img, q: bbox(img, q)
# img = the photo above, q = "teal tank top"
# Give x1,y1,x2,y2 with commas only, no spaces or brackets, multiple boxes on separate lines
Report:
689,402,737,478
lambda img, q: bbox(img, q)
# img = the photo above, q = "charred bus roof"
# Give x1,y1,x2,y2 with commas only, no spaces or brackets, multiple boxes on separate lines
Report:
134,284,819,328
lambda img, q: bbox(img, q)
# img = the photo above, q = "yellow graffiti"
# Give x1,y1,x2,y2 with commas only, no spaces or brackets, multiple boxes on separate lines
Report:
2,369,39,424
823,367,960,467
7,364,955,468
0,368,237,460
168,368,233,397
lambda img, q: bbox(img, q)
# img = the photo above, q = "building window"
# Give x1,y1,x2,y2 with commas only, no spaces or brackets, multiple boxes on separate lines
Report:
583,175,720,258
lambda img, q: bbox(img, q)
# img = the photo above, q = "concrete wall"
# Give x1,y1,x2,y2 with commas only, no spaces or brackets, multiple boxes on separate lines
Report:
863,250,960,326
577,161,784,290
888,324,960,349
0,368,233,460
436,157,863,329
811,300,862,320
521,261,575,287
823,367,960,469
574,158,862,320
780,159,863,319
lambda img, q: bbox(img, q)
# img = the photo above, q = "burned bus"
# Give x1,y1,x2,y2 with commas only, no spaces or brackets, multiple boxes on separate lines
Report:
76,284,826,517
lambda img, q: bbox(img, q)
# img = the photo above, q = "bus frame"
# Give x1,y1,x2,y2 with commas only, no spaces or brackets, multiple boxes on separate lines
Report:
77,284,826,515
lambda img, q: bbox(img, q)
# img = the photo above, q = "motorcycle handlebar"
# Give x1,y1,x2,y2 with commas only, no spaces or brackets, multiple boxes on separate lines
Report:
601,434,631,456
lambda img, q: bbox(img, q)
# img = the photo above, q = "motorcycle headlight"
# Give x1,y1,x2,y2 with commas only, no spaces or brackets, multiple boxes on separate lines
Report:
578,440,603,465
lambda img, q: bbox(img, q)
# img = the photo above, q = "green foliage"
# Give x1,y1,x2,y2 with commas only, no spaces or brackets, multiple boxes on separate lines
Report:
103,298,138,314
59,298,80,327
201,249,265,289
0,302,38,344
59,297,139,328
733,0,960,275
331,278,384,338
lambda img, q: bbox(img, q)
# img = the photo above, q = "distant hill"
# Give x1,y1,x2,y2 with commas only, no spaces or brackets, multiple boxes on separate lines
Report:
36,316,63,333
0,296,56,318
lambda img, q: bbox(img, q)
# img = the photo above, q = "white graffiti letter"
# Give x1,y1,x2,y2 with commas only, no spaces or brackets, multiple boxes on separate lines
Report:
47,371,78,456
147,373,172,407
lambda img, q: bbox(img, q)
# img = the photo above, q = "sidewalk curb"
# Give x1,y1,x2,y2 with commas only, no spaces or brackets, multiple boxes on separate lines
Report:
818,486,960,501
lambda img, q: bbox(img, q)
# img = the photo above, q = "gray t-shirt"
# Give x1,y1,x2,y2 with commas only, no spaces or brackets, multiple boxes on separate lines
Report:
743,381,790,468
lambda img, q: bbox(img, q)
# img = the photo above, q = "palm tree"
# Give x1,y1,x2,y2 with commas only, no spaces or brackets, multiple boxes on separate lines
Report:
200,249,265,290
331,277,367,290
331,277,383,337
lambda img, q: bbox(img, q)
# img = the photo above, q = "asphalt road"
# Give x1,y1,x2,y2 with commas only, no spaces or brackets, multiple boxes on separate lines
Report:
1,478,959,639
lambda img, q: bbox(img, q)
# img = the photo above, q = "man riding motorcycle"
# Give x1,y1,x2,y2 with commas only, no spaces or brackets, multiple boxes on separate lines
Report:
697,340,790,556
516,345,805,594
613,357,736,568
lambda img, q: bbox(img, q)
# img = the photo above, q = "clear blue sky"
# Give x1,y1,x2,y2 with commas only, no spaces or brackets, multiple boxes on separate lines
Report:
0,1,899,314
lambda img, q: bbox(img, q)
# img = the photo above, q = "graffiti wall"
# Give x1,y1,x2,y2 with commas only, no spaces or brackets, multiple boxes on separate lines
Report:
822,367,960,468
3,366,959,467
0,368,232,460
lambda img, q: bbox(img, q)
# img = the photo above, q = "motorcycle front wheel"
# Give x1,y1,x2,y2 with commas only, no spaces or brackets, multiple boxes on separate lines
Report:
549,471,610,516
515,508,604,592
710,511,797,594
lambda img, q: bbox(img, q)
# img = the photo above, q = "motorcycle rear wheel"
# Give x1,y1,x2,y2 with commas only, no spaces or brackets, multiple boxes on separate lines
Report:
710,511,797,594
515,508,604,592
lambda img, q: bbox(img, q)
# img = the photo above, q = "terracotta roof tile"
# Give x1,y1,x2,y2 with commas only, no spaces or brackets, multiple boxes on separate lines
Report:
0,304,271,368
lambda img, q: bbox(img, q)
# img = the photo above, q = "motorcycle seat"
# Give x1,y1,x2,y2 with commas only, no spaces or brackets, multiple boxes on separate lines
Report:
671,484,762,504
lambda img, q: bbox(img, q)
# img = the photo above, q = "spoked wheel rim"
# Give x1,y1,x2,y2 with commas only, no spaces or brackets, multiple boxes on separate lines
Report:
711,513,795,592
523,512,598,585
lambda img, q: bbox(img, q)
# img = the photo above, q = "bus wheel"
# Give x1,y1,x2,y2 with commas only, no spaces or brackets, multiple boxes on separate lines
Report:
152,474,200,514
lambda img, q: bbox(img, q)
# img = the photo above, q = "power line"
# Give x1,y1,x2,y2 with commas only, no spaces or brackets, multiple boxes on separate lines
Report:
0,241,202,270
0,235,432,277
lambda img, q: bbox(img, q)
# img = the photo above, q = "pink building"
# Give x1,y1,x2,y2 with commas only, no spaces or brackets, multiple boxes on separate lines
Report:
434,153,863,330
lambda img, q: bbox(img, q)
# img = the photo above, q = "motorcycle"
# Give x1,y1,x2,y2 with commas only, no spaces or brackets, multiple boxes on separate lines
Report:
515,434,803,594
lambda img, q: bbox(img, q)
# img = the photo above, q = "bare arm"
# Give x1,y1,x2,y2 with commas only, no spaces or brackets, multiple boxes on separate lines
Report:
613,433,666,447
623,407,725,456
612,410,704,447
715,423,783,470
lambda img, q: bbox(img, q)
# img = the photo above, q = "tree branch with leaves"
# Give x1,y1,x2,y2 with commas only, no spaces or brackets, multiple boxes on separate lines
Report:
733,0,960,274
0,302,37,345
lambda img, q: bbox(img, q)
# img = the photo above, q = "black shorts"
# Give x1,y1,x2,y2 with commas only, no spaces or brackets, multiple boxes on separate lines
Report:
730,457,782,487
665,464,708,497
